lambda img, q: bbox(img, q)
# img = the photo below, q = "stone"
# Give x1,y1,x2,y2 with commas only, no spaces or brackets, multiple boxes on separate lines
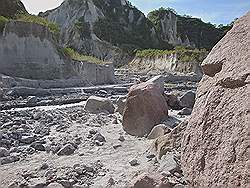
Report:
84,96,115,114
116,95,127,115
118,135,125,142
129,173,172,188
181,13,250,187
26,96,38,104
122,79,168,136
92,133,106,143
27,178,46,188
7,182,19,188
20,135,36,144
30,142,45,151
177,108,192,115
151,121,187,160
179,91,196,108
0,154,20,165
129,159,139,166
147,124,171,139
159,153,180,174
164,93,181,110
57,144,76,156
0,147,10,157
40,163,49,170
47,183,64,188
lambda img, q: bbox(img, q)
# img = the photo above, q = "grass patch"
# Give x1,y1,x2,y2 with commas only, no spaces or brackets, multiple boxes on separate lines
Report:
0,16,9,32
134,47,207,62
63,48,108,64
16,14,60,35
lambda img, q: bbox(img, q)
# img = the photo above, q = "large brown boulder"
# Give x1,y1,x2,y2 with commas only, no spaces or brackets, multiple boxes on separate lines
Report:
122,76,168,136
181,13,249,187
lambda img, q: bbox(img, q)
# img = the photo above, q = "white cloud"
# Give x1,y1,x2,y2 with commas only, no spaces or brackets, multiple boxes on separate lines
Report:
21,0,64,15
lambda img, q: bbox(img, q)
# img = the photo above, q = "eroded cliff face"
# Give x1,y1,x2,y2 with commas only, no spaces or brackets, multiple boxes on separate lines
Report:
181,12,249,187
0,20,115,85
156,11,192,47
148,8,225,49
128,52,205,76
0,21,70,80
40,0,159,66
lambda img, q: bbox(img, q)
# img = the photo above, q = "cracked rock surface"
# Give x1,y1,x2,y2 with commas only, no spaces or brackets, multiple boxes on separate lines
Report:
181,12,249,187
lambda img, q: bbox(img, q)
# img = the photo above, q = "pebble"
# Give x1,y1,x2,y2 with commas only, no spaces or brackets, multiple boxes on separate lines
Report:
118,135,125,142
93,133,106,143
129,159,139,166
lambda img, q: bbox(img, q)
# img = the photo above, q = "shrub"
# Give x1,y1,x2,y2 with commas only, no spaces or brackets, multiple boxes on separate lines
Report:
0,16,9,32
16,14,60,35
63,48,107,64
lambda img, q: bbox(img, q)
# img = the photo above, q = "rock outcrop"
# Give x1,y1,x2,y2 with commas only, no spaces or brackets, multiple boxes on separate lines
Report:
0,20,115,85
40,0,159,66
0,21,71,80
148,8,228,50
129,51,205,75
181,12,249,187
122,76,168,136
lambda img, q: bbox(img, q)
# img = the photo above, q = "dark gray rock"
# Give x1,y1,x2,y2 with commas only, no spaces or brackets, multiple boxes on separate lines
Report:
178,107,192,115
57,144,76,156
179,91,196,108
0,147,10,157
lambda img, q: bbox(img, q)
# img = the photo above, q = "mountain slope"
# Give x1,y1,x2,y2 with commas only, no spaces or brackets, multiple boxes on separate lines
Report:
40,0,230,66
0,0,27,18
147,7,227,49
40,0,163,66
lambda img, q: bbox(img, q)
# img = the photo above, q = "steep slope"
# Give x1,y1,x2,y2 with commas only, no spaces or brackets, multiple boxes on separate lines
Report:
0,0,27,18
40,0,161,66
148,8,226,49
181,12,249,187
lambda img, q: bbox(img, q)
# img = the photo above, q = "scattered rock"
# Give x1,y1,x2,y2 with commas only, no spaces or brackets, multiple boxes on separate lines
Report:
179,91,195,108
118,135,125,142
92,133,106,143
129,159,139,166
47,182,64,188
20,135,36,144
122,76,168,136
129,173,172,188
0,147,10,157
147,124,171,139
116,95,127,115
26,96,38,104
27,177,46,188
84,96,115,114
113,144,122,149
40,163,49,170
177,107,192,115
57,144,76,156
164,93,181,110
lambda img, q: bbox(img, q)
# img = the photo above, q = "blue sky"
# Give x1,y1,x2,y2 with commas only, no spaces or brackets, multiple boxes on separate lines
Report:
21,0,250,25
129,0,250,25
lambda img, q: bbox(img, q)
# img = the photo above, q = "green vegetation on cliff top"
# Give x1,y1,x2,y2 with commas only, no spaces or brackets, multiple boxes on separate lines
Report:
16,14,60,35
63,48,108,64
135,46,207,62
